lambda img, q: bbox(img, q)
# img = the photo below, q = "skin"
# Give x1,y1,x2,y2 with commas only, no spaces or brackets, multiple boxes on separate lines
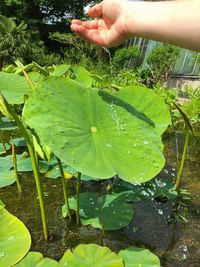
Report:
71,0,200,52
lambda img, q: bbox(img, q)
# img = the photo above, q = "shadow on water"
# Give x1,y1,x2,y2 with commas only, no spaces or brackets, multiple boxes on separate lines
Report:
0,128,199,266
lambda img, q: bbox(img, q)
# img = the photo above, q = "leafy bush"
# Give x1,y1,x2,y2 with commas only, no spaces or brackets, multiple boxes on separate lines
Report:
112,45,139,69
147,44,180,83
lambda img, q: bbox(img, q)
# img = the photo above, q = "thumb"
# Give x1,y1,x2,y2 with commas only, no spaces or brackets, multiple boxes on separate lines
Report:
88,2,103,18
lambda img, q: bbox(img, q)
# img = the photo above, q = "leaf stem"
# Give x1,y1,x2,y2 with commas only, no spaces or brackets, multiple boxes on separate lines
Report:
3,97,48,241
11,144,22,193
175,128,189,189
76,172,81,225
0,133,7,153
56,157,72,221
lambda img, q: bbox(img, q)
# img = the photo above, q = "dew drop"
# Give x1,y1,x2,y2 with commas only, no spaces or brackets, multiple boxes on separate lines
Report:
0,251,5,258
107,143,112,148
8,235,16,241
143,140,149,145
158,209,163,215
182,253,187,260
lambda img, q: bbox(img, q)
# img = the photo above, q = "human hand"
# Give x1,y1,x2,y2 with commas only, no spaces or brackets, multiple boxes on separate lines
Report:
71,0,135,47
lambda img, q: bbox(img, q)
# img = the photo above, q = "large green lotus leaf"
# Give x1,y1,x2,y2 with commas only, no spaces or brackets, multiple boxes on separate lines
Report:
118,246,160,267
62,192,134,230
0,170,16,188
59,244,124,267
116,86,171,135
0,72,30,104
0,202,31,266
14,252,58,267
23,77,165,183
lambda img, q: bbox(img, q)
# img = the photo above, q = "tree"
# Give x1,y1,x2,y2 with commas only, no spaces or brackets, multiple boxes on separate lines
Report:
0,15,48,67
0,0,95,53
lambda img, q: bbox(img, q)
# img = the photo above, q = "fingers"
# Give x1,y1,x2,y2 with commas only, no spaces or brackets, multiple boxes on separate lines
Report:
71,19,99,30
88,2,103,18
71,25,105,46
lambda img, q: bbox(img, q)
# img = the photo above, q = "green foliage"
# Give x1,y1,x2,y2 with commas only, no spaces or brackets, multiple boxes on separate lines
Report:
112,46,139,69
50,32,104,68
118,246,160,267
62,192,134,230
0,15,45,67
59,244,124,267
0,201,31,266
14,252,58,267
23,77,170,182
147,44,180,83
182,87,200,123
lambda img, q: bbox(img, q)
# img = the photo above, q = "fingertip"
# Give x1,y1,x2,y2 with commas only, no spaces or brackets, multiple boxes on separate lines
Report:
88,3,103,18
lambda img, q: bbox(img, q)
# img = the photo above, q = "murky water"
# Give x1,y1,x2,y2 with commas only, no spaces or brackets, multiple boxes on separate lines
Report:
0,128,199,266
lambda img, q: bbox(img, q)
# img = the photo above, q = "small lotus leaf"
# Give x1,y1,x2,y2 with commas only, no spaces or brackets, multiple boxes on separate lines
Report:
45,164,73,179
11,138,27,147
0,155,13,171
51,64,70,76
62,192,134,230
0,72,30,104
0,170,16,188
59,244,124,267
71,65,93,87
0,203,31,266
0,143,10,155
118,246,160,267
14,252,58,267
23,78,166,183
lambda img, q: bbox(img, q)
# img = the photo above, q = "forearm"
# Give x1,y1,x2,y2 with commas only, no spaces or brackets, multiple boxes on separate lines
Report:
128,0,200,51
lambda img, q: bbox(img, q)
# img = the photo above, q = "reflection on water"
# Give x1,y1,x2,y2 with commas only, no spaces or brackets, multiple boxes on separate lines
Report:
0,129,199,266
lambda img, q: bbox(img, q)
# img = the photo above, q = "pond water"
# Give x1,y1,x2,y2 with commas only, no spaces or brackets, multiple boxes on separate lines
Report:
0,129,199,267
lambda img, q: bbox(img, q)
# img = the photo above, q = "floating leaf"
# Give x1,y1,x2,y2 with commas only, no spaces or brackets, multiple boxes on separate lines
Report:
0,143,10,155
118,246,160,267
0,117,17,131
62,192,134,230
45,164,73,179
23,77,166,183
112,176,177,201
0,155,13,171
10,138,27,147
16,153,33,172
0,170,16,188
0,72,30,104
0,202,31,266
14,252,58,267
59,244,124,267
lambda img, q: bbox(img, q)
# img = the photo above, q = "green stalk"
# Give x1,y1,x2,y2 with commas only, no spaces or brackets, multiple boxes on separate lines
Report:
11,144,22,193
76,172,81,225
0,133,7,153
3,98,48,241
175,128,189,189
56,157,72,221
